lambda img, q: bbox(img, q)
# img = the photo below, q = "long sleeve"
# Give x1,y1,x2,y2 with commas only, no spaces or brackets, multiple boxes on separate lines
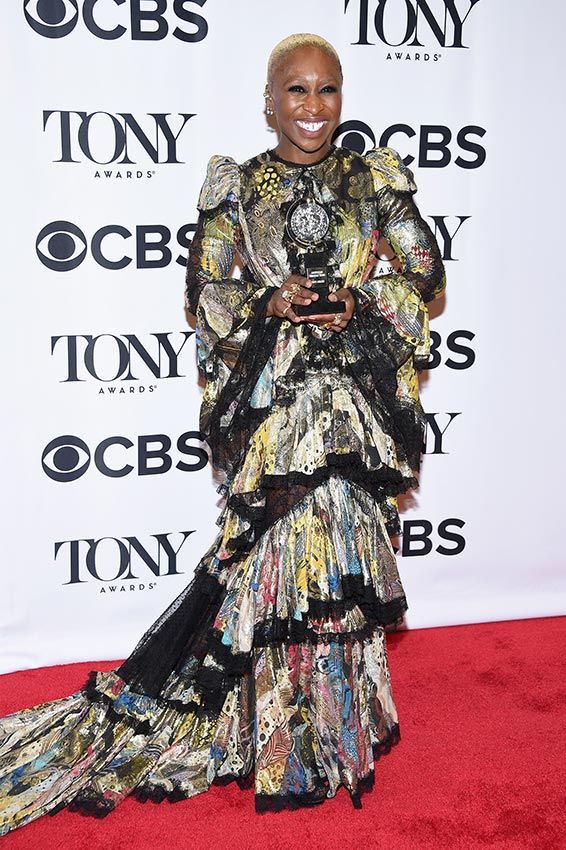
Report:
353,147,446,359
185,155,274,380
184,154,277,452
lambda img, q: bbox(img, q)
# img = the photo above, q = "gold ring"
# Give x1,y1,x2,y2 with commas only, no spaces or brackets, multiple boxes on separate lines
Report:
281,288,293,303
282,304,291,316
333,314,342,325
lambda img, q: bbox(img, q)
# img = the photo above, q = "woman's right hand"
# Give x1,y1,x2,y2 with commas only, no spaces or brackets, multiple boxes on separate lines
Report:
266,275,317,323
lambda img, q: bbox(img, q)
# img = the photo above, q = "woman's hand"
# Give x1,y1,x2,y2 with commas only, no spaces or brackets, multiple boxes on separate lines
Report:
266,275,317,323
302,287,356,332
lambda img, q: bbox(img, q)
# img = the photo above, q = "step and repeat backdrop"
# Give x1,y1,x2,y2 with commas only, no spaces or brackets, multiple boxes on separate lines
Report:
1,1,564,672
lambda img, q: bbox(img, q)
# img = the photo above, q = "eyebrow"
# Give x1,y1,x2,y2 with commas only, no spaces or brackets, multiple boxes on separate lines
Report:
281,74,340,86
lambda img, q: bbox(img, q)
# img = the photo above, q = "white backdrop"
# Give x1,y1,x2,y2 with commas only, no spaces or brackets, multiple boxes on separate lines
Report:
1,1,564,673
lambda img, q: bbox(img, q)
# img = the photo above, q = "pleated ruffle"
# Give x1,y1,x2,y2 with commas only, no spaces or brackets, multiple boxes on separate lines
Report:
215,475,407,654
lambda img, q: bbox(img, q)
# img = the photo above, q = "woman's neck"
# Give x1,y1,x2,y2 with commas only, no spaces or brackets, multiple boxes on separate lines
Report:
270,142,335,167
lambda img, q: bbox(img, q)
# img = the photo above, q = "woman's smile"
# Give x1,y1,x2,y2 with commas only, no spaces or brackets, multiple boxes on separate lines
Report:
295,118,329,137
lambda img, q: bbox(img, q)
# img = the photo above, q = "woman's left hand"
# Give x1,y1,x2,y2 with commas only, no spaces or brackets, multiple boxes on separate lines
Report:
302,287,356,332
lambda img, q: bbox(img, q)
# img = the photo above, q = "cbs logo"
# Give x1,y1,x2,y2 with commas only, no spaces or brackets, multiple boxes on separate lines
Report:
333,120,486,168
24,0,208,42
41,432,207,482
36,220,194,271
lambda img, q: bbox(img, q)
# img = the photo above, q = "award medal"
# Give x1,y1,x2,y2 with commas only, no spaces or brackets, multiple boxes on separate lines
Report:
285,195,330,248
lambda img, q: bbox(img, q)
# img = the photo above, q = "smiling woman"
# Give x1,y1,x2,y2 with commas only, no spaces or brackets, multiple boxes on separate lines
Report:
265,34,343,164
0,33,446,832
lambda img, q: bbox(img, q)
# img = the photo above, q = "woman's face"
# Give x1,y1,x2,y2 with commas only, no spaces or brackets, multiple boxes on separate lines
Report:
268,46,342,164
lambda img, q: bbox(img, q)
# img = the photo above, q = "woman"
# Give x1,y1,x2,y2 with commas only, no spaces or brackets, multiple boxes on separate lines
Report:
0,33,445,832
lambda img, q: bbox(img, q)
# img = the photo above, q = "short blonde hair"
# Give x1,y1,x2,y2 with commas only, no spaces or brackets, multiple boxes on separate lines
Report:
267,33,343,86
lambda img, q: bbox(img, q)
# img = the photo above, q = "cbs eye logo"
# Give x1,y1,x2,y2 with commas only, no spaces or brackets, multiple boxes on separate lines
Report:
36,221,86,271
42,435,90,482
24,0,79,38
332,121,376,154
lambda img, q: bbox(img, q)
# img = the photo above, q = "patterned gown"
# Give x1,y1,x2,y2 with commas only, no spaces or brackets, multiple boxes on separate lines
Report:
0,144,446,832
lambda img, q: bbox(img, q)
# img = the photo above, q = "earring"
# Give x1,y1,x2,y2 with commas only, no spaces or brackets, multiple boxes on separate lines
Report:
264,83,274,116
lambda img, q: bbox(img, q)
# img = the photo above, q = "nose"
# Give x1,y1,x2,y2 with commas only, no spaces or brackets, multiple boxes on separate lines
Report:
304,92,324,115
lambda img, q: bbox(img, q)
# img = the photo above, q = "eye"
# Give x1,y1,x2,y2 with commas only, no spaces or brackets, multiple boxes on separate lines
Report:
42,436,91,482
288,85,306,93
321,86,338,93
332,120,376,154
36,221,87,271
24,0,79,38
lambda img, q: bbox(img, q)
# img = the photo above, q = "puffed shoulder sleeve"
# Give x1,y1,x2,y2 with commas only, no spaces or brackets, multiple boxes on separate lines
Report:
196,154,240,211
364,146,418,195
363,146,446,305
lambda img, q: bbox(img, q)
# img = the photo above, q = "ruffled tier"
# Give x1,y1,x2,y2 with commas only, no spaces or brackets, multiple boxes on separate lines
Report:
0,628,399,831
215,368,417,559
214,475,407,654
235,368,414,489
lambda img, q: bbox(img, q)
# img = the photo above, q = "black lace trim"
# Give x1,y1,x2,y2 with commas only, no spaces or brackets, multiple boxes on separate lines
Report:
197,624,394,697
195,600,407,696
346,290,425,472
203,285,279,479
132,771,254,808
66,796,115,819
111,564,226,699
82,669,204,726
252,589,408,647
188,615,406,703
223,458,415,561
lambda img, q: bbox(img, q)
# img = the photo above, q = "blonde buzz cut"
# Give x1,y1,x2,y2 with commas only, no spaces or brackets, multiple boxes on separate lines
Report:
267,33,343,86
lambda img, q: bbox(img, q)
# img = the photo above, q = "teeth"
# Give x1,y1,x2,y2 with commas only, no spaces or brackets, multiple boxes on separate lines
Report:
297,120,325,131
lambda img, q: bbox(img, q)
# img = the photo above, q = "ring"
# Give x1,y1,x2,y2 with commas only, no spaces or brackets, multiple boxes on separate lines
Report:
289,282,301,295
333,314,342,325
282,304,291,316
281,288,293,303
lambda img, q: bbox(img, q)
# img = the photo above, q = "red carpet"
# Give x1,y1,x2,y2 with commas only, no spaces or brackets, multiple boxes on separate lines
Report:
1,616,564,850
